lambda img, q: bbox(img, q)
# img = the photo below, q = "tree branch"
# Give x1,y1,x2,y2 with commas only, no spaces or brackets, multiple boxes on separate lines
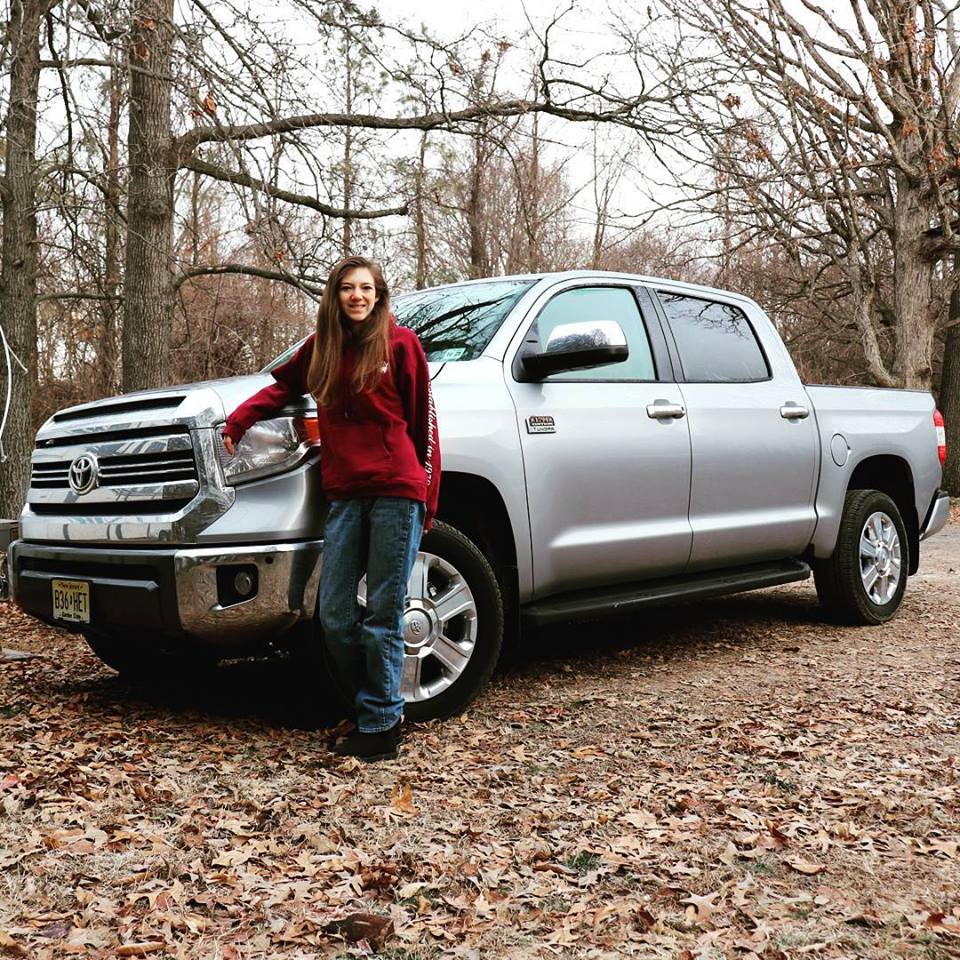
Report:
37,291,123,303
39,57,113,69
173,262,325,296
175,98,648,155
182,157,407,219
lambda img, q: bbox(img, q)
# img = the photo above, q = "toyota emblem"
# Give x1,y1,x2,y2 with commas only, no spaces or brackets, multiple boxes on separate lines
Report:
68,453,99,495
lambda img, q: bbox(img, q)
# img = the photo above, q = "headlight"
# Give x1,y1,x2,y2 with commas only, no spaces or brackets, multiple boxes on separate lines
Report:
218,416,320,485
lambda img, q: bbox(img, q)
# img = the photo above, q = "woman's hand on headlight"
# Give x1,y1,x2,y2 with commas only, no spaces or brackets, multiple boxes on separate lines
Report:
223,433,236,457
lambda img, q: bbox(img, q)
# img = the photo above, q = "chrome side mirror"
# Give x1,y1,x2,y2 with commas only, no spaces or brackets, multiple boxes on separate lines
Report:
519,320,629,380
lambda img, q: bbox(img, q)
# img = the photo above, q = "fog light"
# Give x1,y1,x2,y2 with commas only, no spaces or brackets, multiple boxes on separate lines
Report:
234,570,254,597
216,564,259,607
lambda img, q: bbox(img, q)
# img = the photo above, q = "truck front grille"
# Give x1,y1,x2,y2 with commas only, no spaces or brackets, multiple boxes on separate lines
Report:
28,428,200,513
31,448,197,488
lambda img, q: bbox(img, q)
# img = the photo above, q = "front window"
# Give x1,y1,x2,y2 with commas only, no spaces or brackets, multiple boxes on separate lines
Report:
262,279,534,372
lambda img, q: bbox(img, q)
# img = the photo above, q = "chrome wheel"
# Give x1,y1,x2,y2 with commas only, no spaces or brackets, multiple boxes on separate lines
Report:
859,511,902,605
357,550,479,703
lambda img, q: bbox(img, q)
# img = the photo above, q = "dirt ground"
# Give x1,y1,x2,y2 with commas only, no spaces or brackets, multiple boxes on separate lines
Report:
1,519,958,960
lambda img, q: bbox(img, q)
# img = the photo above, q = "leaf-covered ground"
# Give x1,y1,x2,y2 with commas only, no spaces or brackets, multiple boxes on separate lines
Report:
2,520,959,959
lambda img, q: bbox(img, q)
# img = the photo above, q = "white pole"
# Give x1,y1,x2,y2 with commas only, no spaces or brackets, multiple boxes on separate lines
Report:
0,320,28,464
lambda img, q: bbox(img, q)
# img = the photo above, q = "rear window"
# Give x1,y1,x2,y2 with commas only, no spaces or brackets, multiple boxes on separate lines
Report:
658,292,769,382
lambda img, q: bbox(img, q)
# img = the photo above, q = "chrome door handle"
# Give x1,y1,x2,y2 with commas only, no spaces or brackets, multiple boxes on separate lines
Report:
647,401,686,419
780,403,810,420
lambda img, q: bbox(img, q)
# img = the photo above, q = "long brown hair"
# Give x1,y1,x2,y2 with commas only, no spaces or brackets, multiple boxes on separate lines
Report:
307,256,392,407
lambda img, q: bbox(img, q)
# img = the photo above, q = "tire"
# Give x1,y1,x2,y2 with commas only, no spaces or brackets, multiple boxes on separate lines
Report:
314,519,504,723
813,489,909,625
83,630,218,680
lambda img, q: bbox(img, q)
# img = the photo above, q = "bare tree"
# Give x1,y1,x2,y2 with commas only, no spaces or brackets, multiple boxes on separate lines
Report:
642,0,960,492
653,0,960,390
0,0,57,517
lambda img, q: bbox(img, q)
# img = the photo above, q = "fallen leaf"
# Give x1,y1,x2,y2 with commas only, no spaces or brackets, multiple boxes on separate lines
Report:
925,912,960,935
116,944,166,957
0,932,27,957
785,856,826,875
324,913,394,949
845,910,886,927
681,890,721,924
37,919,73,939
391,781,417,814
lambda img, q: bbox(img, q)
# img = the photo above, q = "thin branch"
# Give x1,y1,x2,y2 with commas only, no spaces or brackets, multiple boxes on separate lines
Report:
173,263,325,297
182,156,407,219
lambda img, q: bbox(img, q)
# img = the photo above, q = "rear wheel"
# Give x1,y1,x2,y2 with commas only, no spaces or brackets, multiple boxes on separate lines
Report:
814,489,908,625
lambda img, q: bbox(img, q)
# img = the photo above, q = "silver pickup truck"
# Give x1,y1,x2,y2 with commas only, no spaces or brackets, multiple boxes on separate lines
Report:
8,271,951,720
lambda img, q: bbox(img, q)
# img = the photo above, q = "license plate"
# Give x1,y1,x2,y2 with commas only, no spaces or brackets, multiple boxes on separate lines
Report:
52,579,91,623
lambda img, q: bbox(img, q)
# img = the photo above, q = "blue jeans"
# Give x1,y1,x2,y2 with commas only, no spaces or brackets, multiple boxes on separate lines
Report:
318,497,425,733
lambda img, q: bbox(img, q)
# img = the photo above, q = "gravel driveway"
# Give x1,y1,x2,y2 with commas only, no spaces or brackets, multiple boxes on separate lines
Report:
1,519,958,958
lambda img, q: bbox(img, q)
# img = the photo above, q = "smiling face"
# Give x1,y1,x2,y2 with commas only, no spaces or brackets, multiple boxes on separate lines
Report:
338,267,380,325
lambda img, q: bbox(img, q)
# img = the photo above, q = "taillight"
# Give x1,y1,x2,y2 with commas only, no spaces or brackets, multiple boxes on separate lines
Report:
293,415,321,444
934,409,947,466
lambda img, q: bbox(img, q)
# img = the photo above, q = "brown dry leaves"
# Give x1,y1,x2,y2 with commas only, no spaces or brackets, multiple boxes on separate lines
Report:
1,522,959,958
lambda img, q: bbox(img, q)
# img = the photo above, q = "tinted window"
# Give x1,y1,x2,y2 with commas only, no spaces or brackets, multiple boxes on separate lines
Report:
658,293,769,382
534,286,656,381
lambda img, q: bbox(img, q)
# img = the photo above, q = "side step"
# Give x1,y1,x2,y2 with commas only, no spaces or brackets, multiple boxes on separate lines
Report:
521,559,811,627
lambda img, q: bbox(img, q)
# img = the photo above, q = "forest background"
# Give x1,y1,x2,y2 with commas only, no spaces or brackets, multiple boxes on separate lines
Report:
2,0,960,517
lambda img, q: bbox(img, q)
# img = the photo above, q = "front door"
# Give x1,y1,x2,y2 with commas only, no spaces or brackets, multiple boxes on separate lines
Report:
505,281,693,599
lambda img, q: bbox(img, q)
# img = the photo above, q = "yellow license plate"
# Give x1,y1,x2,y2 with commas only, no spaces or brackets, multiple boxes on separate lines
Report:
51,579,91,623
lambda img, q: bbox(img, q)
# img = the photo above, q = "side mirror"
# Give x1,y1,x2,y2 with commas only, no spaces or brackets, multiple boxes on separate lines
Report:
518,320,629,381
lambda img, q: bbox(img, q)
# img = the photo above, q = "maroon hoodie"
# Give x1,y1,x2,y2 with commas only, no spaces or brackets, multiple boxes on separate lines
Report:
223,322,440,529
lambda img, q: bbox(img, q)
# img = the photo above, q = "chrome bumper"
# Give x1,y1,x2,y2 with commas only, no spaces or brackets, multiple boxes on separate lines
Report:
920,491,950,541
9,539,323,647
174,541,322,644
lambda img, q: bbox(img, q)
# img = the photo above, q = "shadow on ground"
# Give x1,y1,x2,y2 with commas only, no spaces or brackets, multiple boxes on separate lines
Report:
56,583,828,731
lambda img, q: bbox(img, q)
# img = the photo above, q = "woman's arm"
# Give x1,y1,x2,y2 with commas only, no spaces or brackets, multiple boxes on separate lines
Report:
223,334,315,449
396,331,441,531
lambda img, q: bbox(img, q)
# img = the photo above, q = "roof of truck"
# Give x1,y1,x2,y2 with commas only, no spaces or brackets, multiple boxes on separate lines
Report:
399,270,758,309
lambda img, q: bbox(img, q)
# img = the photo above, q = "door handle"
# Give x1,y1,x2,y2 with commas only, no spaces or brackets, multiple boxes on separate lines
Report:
780,403,810,420
647,401,686,420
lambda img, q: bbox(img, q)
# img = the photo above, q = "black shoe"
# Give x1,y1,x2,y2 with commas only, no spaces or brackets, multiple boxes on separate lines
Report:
331,719,402,762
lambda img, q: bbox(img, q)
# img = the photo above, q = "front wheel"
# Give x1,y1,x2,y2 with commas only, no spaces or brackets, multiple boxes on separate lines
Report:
316,520,505,723
392,520,504,721
814,489,908,625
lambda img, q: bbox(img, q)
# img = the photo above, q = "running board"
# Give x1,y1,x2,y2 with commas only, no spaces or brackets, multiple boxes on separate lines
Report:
521,559,811,627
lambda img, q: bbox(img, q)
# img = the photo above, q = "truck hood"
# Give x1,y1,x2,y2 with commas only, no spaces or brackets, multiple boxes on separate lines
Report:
201,360,446,417
47,362,447,431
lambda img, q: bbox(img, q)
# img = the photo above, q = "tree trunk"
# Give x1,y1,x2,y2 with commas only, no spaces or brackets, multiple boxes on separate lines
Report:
122,0,175,394
0,0,45,518
414,131,428,289
892,173,936,390
939,278,960,495
99,54,122,397
342,45,354,257
526,113,540,271
467,133,485,279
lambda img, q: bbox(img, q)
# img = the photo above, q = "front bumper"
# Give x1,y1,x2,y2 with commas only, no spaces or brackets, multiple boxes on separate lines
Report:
9,539,323,647
920,490,950,541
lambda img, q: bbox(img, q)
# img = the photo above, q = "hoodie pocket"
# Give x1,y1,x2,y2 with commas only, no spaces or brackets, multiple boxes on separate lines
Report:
322,422,392,488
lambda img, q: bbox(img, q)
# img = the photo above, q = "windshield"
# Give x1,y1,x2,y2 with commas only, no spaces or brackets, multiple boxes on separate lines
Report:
261,279,535,372
393,279,534,361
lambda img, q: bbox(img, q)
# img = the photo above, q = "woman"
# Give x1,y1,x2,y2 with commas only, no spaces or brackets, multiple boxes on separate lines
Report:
222,256,440,762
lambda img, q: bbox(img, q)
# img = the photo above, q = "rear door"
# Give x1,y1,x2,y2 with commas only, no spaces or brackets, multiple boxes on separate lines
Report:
652,289,818,570
505,280,693,599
